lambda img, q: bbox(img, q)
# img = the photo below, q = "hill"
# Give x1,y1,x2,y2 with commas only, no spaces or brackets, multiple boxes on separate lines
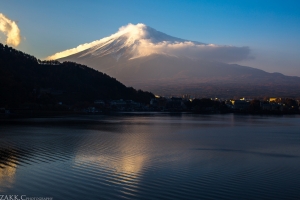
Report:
50,23,300,98
0,43,154,109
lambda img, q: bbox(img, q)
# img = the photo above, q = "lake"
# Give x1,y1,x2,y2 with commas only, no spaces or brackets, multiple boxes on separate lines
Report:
0,113,299,199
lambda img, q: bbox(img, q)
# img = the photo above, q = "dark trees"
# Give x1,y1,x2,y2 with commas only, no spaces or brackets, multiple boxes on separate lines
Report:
0,43,154,108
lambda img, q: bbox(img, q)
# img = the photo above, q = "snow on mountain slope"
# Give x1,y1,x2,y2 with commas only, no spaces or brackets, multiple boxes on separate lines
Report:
48,23,249,63
48,23,195,60
47,23,300,97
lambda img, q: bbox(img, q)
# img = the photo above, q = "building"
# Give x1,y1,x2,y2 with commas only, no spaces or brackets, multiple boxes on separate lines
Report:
232,100,250,110
0,108,10,114
94,100,105,105
110,99,127,106
150,97,168,110
269,98,281,102
166,97,185,110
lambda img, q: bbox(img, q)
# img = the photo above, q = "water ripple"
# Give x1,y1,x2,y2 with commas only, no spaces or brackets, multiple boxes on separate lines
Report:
0,114,300,199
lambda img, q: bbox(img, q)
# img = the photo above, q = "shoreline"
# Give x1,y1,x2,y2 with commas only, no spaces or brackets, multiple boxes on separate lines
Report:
1,110,300,120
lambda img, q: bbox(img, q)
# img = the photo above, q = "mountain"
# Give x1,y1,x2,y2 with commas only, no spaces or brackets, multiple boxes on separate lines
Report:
49,23,300,98
0,43,154,108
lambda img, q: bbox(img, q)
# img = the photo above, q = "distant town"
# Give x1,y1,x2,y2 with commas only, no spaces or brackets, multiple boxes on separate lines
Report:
82,95,300,114
2,94,299,117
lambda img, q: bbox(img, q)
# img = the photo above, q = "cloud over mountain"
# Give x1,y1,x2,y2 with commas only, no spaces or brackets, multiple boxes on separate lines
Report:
48,23,250,63
50,23,300,97
136,41,250,63
0,13,21,47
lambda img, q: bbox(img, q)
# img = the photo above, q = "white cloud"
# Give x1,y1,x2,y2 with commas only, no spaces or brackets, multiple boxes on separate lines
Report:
46,24,145,60
0,13,21,46
135,40,250,63
47,23,251,63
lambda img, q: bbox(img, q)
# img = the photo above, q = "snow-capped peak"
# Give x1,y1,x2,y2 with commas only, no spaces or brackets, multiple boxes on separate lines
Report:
47,23,248,63
47,23,203,60
116,23,190,44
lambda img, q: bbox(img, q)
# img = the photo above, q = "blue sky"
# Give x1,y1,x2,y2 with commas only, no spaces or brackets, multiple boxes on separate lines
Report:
1,0,300,76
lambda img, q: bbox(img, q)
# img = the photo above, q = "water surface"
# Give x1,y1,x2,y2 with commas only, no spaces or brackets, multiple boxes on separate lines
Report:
0,114,299,199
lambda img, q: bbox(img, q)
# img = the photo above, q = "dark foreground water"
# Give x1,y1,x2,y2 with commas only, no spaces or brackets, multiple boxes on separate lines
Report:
0,114,300,200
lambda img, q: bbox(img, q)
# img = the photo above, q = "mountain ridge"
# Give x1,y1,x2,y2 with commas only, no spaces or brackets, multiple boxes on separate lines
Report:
48,23,300,97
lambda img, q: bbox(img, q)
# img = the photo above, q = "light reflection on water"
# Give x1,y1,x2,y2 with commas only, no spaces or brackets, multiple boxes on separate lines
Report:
0,163,17,192
0,114,299,199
